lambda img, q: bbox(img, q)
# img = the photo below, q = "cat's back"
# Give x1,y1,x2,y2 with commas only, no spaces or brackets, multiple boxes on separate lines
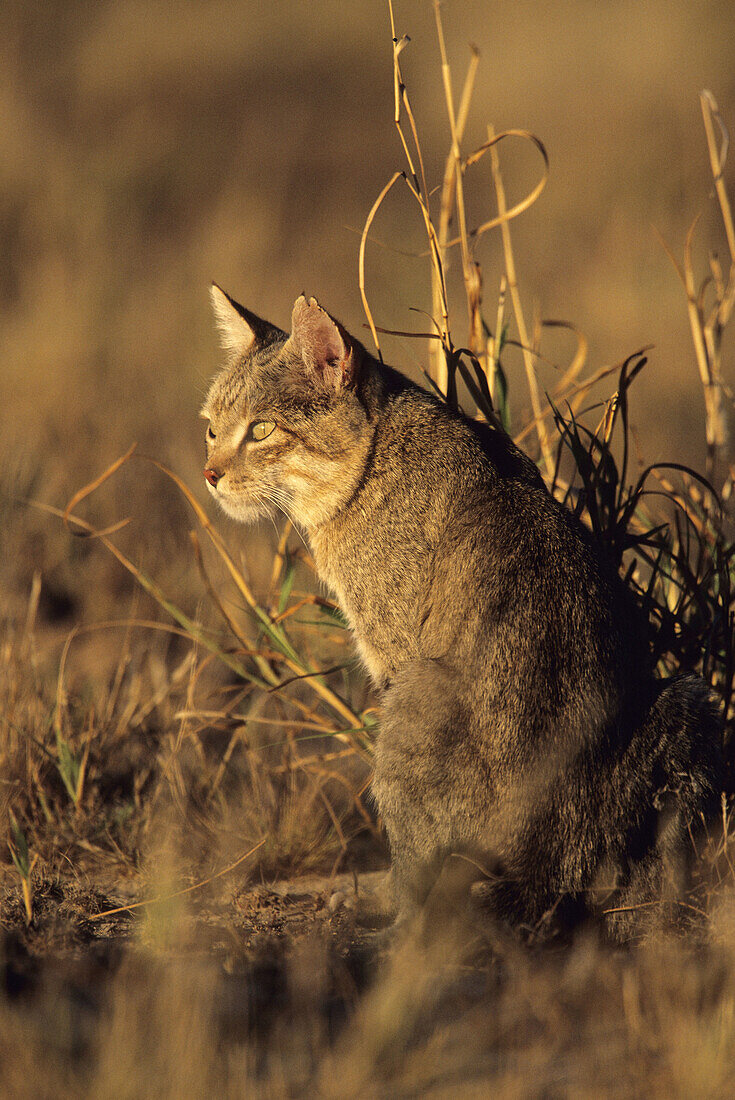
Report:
359,364,544,506
346,364,647,704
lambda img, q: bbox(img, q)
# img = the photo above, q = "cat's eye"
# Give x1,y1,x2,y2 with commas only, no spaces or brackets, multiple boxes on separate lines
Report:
206,424,216,441
250,420,276,441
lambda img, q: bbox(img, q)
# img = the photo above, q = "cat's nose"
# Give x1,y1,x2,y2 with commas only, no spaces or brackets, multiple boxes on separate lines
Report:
203,466,221,487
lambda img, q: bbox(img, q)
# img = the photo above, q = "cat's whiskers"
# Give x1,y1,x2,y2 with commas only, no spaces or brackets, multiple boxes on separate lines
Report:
248,481,310,552
267,494,310,552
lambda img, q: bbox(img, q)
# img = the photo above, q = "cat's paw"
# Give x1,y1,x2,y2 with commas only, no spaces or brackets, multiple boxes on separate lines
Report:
328,870,397,929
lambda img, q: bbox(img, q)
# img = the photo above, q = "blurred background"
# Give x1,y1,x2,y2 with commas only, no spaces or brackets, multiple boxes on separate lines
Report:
1,0,734,630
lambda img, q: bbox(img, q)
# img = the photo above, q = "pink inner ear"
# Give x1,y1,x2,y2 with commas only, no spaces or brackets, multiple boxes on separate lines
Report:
307,322,344,369
293,298,352,390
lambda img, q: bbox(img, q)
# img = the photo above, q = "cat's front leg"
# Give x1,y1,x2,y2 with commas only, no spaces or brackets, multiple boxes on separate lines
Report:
372,658,477,926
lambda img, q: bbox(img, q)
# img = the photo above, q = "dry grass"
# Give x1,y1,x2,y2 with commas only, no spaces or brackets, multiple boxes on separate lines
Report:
4,910,735,1096
2,1,735,1095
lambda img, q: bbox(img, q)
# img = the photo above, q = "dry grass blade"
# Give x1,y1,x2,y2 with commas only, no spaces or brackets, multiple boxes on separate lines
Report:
648,468,713,540
36,498,271,686
434,39,479,385
266,519,293,608
372,325,442,340
62,443,137,531
359,170,404,358
657,96,735,479
701,89,735,262
435,0,478,354
62,450,369,741
388,1,419,186
596,395,619,447
683,212,728,476
176,711,340,735
141,456,275,647
387,1,453,385
87,837,267,921
506,318,591,444
489,125,553,473
454,129,550,242
543,319,589,391
52,616,200,643
143,457,363,729
189,529,253,655
683,213,712,389
485,274,507,405
654,223,687,291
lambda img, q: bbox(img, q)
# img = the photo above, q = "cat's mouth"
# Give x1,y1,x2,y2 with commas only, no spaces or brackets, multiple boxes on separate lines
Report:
206,478,285,525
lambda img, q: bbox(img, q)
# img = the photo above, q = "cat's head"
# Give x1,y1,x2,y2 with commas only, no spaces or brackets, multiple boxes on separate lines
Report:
201,286,374,530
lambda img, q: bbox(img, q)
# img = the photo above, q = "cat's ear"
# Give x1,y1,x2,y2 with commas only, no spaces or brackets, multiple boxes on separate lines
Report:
210,284,277,358
290,295,361,392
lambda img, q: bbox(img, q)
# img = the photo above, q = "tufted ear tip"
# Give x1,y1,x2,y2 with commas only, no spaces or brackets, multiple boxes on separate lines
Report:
291,293,321,324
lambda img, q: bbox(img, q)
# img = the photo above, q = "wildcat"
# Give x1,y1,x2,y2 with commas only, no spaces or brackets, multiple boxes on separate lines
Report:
201,285,722,939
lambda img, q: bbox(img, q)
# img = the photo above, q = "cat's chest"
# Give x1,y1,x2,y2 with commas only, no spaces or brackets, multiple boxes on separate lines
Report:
309,528,424,684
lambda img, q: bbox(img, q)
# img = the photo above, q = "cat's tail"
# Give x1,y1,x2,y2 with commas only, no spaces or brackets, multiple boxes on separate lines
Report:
606,673,723,940
644,673,722,821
